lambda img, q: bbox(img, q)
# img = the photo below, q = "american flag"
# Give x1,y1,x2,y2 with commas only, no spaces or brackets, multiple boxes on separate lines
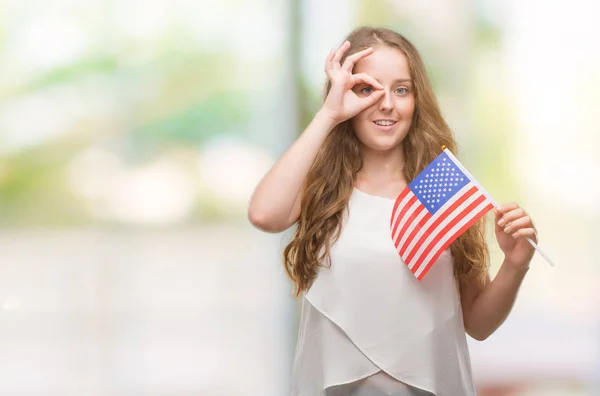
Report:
390,149,495,280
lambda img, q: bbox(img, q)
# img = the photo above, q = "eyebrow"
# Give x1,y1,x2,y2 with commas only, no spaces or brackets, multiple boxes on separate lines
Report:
369,78,413,85
356,78,413,88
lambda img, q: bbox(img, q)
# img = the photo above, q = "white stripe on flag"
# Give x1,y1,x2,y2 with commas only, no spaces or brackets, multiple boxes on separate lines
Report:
406,184,482,269
392,198,420,244
391,191,414,229
444,149,497,207
414,198,491,278
395,205,429,253
391,192,418,242
402,183,475,267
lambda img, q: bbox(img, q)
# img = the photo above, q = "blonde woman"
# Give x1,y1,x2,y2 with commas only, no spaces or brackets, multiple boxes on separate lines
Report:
249,27,536,396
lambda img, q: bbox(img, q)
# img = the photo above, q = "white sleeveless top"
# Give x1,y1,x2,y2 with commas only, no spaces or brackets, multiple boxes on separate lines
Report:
291,188,477,396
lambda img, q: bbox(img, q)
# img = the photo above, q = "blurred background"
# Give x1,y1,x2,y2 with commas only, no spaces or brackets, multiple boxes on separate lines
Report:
0,0,599,395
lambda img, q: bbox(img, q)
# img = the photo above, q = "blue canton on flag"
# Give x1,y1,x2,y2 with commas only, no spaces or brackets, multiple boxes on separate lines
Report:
409,152,469,214
390,149,495,280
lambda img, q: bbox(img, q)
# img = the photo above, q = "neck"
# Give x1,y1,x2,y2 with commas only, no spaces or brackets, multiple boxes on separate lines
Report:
356,144,407,187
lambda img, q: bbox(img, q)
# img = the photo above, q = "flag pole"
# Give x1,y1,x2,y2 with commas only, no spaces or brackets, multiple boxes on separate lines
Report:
441,146,555,267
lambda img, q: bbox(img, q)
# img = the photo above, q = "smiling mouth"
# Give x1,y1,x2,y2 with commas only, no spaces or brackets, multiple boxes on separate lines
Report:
373,120,397,126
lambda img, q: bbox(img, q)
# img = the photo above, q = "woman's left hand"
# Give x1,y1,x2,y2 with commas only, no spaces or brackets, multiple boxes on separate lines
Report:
495,203,537,269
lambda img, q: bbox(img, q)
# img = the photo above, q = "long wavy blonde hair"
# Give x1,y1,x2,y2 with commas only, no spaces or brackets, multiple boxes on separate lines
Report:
283,27,489,297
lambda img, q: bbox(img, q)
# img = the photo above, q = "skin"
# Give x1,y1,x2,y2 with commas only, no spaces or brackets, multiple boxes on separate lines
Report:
351,47,415,199
322,41,537,341
249,39,537,340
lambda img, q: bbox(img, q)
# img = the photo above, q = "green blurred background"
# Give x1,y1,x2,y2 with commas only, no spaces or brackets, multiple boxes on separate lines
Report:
0,0,598,395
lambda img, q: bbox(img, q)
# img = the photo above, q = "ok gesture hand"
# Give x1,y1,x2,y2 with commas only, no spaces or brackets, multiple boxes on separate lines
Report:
321,41,385,125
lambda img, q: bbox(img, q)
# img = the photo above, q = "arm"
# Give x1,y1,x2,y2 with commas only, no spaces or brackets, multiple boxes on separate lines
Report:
460,203,536,341
247,111,336,233
248,41,385,233
460,261,528,341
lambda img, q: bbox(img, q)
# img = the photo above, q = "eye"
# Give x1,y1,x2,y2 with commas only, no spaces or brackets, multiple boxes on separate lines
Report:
395,87,409,95
359,86,374,94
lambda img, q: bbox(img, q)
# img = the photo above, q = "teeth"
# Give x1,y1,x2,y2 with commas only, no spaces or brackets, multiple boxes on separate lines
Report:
374,120,396,126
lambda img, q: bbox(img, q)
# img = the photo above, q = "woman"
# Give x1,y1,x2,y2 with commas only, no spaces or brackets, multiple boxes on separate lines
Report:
248,27,536,396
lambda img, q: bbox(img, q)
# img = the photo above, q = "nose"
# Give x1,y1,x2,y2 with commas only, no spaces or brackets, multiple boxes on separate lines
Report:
379,89,393,112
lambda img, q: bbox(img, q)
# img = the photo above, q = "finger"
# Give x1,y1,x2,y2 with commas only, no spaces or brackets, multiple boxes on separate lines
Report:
497,207,526,227
324,49,336,72
332,41,351,68
501,215,532,234
342,47,374,71
352,73,384,90
359,89,385,109
495,202,519,216
511,227,537,240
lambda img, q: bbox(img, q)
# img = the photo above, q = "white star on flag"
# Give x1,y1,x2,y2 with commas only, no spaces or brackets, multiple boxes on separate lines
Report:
390,149,495,280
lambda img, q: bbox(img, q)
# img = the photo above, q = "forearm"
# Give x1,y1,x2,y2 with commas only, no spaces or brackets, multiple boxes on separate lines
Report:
248,110,336,231
465,260,529,340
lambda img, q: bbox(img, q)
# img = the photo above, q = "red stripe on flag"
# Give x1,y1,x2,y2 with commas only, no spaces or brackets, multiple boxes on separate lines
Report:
411,194,487,274
394,204,426,249
399,210,432,256
416,202,494,280
391,194,417,239
390,188,410,228
404,185,479,265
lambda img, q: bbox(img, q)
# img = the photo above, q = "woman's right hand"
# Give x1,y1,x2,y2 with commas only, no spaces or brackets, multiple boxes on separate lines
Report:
320,40,385,126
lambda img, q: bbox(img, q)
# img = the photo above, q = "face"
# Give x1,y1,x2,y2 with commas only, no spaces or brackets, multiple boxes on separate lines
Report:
351,47,415,152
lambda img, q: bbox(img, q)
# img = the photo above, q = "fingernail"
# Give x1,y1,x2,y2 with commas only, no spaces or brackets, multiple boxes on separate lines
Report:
504,226,510,233
497,219,505,226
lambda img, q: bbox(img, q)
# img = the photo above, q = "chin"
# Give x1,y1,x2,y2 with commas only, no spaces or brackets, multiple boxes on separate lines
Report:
360,134,406,152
